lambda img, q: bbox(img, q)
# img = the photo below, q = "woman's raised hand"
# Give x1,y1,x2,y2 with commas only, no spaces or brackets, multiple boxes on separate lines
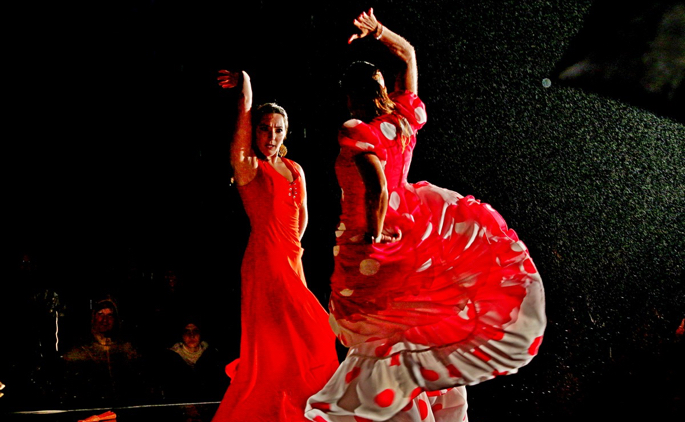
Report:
217,69,242,89
348,8,381,44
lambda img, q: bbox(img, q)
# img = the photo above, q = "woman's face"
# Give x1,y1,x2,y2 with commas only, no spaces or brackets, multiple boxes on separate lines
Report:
182,323,201,349
256,113,286,158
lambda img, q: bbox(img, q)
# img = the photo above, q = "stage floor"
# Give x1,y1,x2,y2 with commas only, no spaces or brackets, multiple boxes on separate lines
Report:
4,402,221,422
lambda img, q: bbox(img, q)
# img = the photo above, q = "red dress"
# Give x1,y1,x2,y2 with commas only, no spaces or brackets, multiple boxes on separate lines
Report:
212,158,339,422
306,92,546,421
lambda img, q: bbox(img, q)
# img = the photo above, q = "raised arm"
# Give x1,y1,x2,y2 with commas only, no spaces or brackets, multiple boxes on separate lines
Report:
217,70,259,186
348,8,418,94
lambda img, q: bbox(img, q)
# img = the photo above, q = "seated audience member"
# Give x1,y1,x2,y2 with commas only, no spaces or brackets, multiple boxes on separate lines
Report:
155,316,229,403
61,297,152,406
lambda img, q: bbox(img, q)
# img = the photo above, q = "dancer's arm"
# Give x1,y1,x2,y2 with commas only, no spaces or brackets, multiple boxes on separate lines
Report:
355,153,387,243
354,153,400,244
348,8,418,94
217,70,259,186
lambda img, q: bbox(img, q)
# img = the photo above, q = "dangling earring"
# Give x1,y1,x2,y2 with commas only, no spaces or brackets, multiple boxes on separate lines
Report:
279,144,288,158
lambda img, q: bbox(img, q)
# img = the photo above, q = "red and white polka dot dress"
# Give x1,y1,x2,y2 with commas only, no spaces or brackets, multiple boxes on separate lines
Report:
305,92,546,421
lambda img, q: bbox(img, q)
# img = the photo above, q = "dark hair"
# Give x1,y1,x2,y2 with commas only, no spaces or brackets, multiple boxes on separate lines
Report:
92,298,118,318
341,61,413,149
340,61,395,120
179,313,202,329
252,102,289,158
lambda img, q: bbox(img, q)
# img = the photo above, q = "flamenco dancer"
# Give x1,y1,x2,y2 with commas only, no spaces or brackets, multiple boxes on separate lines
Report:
306,8,546,422
212,70,339,422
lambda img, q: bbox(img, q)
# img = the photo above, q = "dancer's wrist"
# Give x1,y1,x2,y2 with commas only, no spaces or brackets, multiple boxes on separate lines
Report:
374,23,384,40
366,232,382,244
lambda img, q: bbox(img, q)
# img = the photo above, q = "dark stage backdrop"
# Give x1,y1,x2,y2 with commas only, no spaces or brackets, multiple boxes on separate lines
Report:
3,1,683,421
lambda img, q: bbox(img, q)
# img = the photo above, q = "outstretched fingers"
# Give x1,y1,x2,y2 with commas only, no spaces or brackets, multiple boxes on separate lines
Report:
348,8,379,44
217,69,240,89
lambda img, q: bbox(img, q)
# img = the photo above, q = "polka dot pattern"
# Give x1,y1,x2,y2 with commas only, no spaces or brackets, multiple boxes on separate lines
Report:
306,90,545,422
473,348,492,362
344,119,361,128
359,259,381,276
418,399,428,420
529,335,544,355
381,121,397,140
389,191,401,210
375,342,392,357
345,367,361,383
355,141,376,150
420,368,440,381
374,389,395,407
311,402,331,411
414,106,427,124
446,364,462,378
416,258,432,272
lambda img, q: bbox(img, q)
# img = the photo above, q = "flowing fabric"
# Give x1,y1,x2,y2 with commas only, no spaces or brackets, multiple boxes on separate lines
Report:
212,158,340,422
305,92,546,422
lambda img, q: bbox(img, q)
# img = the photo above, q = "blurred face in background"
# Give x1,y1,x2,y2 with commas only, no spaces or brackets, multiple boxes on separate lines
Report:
93,307,115,335
182,323,201,349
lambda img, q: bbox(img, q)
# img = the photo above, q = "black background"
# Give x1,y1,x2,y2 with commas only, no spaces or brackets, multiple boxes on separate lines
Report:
3,1,684,421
